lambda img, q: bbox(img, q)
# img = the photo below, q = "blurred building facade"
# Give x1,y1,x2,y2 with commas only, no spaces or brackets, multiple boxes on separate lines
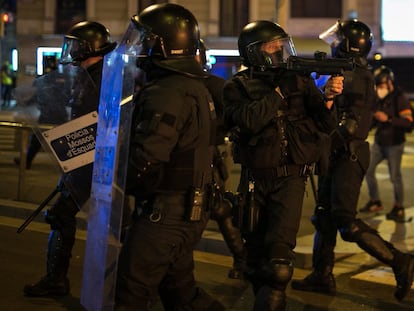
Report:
8,0,414,86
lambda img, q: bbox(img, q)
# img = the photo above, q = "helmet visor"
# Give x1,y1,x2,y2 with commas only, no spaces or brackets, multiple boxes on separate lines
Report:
246,37,296,67
60,36,93,65
319,21,342,48
126,16,162,58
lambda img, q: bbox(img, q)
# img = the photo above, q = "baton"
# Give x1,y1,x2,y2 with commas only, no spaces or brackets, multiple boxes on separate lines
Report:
309,171,318,205
16,186,60,233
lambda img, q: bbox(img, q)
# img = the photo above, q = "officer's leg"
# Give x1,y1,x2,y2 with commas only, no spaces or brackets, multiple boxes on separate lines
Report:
24,193,78,297
158,224,225,310
291,204,337,295
159,267,225,311
340,218,414,301
249,176,305,310
211,191,246,279
252,258,293,311
291,172,337,295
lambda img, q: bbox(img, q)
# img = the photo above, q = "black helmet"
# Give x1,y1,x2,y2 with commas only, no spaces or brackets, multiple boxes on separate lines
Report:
60,21,116,65
319,19,373,58
373,65,394,85
129,3,205,77
238,20,296,68
196,38,210,70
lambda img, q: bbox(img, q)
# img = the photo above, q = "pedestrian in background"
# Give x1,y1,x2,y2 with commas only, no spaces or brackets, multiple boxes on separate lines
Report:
361,65,413,222
1,61,14,108
14,60,69,169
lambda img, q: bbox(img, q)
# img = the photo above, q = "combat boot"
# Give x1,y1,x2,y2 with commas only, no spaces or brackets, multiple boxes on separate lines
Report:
253,286,286,311
393,253,414,301
24,275,70,297
24,229,71,297
291,266,336,295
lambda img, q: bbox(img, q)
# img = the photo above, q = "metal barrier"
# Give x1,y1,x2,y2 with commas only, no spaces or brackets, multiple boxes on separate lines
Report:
0,120,52,200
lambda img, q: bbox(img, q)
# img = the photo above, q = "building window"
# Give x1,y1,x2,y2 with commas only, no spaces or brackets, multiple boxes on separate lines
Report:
291,0,342,18
220,0,248,36
56,0,86,34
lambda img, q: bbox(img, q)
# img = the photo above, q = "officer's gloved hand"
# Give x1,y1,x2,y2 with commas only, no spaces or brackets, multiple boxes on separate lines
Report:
324,75,344,105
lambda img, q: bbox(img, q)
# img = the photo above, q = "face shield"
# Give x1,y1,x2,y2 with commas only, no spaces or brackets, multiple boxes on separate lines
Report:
246,37,296,68
118,18,151,57
60,36,92,65
319,21,342,49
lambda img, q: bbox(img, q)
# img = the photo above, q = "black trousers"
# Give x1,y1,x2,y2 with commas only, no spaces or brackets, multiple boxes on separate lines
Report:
115,193,219,310
243,174,307,292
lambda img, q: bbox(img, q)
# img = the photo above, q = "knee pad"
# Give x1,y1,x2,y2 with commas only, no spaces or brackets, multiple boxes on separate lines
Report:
339,218,375,242
269,258,294,286
252,258,293,291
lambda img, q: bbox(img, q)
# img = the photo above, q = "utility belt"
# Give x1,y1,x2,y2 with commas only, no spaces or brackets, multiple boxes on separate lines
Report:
250,163,314,180
136,185,214,224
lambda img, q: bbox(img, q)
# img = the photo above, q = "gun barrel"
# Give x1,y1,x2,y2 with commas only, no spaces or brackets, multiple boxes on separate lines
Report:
286,56,354,75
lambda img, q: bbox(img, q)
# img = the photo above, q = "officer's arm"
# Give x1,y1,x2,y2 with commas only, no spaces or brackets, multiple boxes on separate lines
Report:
393,94,413,129
223,78,284,134
305,78,337,134
127,88,186,191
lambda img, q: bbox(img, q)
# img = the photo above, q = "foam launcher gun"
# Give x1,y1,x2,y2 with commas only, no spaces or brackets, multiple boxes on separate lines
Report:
285,51,355,76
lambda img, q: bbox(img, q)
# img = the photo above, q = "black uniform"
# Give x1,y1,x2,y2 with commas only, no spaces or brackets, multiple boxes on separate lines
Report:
23,60,103,297
204,72,247,279
292,58,414,302
223,67,336,308
116,68,224,310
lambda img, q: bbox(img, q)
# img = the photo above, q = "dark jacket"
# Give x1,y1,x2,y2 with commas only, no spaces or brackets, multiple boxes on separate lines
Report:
127,68,216,197
223,68,336,170
333,59,377,143
372,87,412,146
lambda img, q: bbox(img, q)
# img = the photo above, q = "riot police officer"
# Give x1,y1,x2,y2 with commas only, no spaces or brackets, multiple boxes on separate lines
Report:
291,19,414,302
223,20,342,311
196,38,246,280
115,4,224,310
23,21,116,297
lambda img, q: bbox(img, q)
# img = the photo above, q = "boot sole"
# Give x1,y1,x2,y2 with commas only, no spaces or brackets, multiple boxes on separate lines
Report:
24,289,70,297
394,257,414,301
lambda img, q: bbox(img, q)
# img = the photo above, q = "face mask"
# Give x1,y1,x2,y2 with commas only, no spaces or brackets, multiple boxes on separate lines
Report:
377,88,389,99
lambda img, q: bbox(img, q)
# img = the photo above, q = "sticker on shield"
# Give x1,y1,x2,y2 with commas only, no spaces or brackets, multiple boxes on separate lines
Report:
42,111,98,172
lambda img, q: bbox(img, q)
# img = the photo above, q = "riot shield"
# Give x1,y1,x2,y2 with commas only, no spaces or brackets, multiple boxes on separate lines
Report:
14,65,100,209
80,26,139,311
